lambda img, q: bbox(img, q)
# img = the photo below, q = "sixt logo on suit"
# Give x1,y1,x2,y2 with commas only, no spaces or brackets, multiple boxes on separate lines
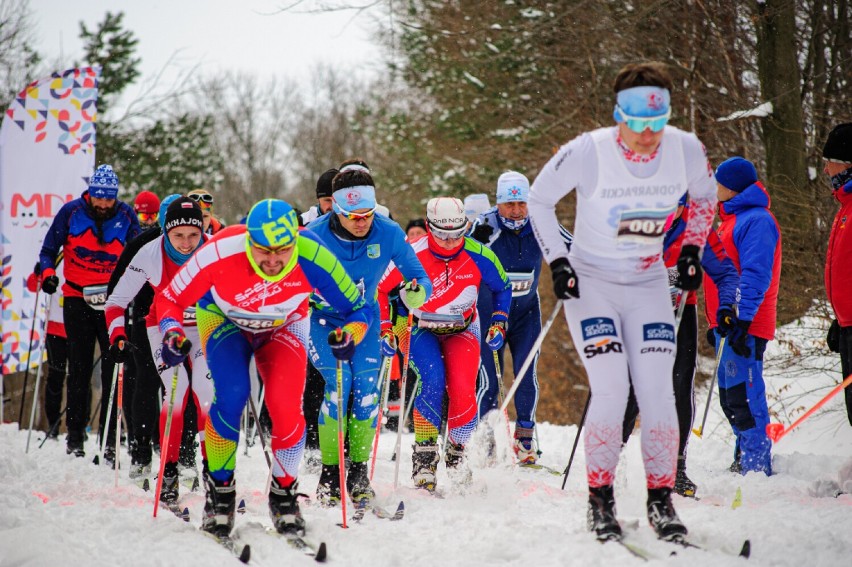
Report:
581,317,617,341
643,322,675,343
584,338,623,359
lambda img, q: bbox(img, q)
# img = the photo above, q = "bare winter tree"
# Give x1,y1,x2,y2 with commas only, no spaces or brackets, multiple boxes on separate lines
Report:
199,72,302,222
0,0,41,102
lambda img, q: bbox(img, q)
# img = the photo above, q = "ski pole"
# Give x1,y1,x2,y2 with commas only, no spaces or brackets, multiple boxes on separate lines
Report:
393,307,416,490
369,356,393,481
96,358,121,465
18,288,43,429
333,344,348,529
766,373,852,443
561,391,590,490
692,335,726,438
114,362,125,485
247,393,272,470
153,365,180,518
25,294,51,452
499,300,562,413
493,351,516,464
38,407,67,449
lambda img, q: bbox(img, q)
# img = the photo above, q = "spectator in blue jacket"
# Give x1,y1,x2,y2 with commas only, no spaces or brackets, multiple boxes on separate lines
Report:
705,157,782,476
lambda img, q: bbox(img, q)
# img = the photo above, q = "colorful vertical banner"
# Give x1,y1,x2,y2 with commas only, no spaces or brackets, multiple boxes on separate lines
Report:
0,67,100,375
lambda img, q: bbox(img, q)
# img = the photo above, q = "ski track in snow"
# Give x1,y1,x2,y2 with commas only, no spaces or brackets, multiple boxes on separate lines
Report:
3,317,852,566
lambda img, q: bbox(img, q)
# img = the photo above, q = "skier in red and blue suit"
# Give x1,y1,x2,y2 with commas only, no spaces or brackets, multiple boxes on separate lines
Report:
39,164,141,460
378,197,512,492
704,157,782,476
156,198,372,537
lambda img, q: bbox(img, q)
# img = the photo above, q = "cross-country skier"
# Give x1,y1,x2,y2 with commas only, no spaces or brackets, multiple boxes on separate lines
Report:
308,165,430,505
38,164,142,461
105,197,209,504
622,192,740,496
528,62,717,541
155,198,372,537
378,197,512,492
471,171,573,464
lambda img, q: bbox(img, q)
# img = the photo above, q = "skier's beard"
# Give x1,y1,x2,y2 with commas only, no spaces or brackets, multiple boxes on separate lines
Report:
89,203,115,220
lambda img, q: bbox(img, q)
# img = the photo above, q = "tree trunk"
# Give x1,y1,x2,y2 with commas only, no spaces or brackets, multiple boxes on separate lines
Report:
755,0,812,322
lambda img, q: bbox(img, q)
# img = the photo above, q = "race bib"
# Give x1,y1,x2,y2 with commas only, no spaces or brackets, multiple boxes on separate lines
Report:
83,284,108,311
507,271,535,298
416,312,469,335
616,207,675,245
225,309,286,332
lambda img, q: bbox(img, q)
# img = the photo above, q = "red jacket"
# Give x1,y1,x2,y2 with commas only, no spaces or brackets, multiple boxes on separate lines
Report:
825,186,852,326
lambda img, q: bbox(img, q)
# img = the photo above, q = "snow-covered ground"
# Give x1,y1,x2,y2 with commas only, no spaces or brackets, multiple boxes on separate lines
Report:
2,314,852,566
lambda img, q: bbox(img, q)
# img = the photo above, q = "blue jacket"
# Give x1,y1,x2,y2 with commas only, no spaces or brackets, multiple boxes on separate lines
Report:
307,213,431,324
472,208,573,317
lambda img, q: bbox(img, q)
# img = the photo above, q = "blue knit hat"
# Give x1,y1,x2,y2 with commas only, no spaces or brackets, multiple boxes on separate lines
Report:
715,157,758,193
88,164,119,199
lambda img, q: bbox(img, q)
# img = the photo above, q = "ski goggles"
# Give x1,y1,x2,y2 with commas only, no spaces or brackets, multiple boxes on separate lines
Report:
615,105,671,133
188,192,214,208
248,235,295,255
429,224,467,241
337,206,376,221
137,212,159,223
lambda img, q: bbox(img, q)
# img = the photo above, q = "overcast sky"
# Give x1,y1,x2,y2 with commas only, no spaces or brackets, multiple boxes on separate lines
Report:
32,0,383,116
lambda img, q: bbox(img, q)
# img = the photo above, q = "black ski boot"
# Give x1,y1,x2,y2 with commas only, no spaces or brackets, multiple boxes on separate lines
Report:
66,431,85,458
412,440,440,492
674,457,697,498
103,445,117,469
587,485,622,541
160,462,180,504
647,487,688,541
201,472,236,537
347,461,376,503
269,478,306,535
316,464,341,506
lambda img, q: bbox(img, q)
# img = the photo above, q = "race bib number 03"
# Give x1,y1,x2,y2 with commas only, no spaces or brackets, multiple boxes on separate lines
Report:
616,207,675,245
83,284,108,310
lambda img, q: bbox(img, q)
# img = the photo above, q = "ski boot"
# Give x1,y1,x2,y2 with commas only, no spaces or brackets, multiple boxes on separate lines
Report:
160,462,180,504
674,457,697,498
66,431,85,458
316,464,342,506
269,478,306,535
347,461,376,503
647,487,688,541
588,485,621,540
445,441,472,485
103,445,117,469
513,425,538,465
178,439,199,492
412,440,440,492
201,471,237,537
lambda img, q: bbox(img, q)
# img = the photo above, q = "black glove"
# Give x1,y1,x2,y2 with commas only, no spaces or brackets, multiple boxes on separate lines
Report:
706,328,717,349
716,306,738,337
41,272,59,295
676,244,703,291
549,258,579,300
827,319,841,353
470,223,494,244
728,319,752,358
109,336,130,364
328,328,355,361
